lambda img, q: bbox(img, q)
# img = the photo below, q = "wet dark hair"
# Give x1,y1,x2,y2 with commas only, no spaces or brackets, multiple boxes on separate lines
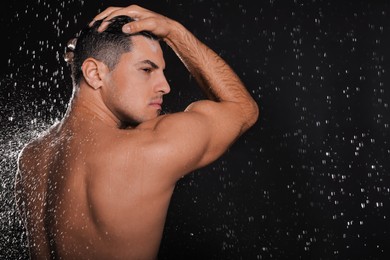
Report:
67,15,158,85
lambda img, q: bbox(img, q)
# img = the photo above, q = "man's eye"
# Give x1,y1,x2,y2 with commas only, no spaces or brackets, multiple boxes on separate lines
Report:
142,68,152,73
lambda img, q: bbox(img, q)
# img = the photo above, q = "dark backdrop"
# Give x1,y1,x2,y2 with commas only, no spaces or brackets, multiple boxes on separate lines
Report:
1,0,389,259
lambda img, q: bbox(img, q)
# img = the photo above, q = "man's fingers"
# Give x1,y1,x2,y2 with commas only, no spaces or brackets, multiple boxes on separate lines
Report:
101,8,147,25
99,10,155,33
89,5,166,36
94,6,123,21
89,6,122,27
122,19,156,34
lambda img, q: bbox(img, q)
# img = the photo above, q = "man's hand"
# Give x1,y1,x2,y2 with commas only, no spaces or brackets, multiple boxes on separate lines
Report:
89,5,176,39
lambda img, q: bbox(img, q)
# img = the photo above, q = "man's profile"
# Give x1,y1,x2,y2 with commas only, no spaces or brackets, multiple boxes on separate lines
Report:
15,4,258,259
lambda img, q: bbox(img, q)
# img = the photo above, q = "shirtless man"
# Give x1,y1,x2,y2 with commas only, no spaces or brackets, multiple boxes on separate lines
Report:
15,4,259,260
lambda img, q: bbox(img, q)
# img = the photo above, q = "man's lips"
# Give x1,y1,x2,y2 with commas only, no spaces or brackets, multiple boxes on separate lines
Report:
149,99,163,109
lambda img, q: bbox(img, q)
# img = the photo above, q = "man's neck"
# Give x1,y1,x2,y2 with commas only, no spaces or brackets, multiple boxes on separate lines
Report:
64,85,120,128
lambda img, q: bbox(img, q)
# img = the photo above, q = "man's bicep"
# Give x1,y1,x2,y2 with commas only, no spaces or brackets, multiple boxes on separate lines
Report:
152,111,211,170
184,100,244,161
152,101,242,178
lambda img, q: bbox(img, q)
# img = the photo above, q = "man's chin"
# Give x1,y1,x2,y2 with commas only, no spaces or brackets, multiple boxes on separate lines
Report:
119,119,140,129
120,113,162,129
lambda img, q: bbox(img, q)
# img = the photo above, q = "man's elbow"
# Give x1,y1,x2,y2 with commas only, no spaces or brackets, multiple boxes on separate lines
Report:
241,100,259,132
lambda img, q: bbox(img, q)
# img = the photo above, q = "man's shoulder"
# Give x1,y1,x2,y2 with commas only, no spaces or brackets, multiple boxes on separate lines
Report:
18,123,59,162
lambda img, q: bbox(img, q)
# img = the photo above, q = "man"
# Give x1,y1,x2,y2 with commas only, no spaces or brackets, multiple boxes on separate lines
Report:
15,4,258,260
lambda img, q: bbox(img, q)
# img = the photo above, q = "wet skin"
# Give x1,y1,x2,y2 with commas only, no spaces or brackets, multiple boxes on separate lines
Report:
16,37,173,259
16,5,258,259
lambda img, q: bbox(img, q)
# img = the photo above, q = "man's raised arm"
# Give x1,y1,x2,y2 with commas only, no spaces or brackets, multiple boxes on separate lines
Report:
163,20,259,133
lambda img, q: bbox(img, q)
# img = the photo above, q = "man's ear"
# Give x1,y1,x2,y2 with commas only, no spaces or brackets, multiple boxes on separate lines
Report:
81,58,108,90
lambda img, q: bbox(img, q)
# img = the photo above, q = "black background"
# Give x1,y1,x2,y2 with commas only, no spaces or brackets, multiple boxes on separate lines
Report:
1,0,390,259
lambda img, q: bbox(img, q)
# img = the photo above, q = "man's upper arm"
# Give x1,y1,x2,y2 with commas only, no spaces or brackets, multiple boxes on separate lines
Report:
142,100,243,181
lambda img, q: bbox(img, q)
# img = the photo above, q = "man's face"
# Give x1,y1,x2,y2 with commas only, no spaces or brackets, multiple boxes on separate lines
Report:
101,35,170,126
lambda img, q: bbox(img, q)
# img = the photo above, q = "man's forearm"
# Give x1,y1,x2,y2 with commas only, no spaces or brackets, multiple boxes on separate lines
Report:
164,21,259,128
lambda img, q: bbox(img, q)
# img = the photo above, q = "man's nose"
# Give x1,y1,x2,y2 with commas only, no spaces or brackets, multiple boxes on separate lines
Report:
157,76,171,94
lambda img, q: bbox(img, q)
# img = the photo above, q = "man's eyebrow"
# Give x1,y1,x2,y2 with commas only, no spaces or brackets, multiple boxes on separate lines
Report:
137,60,159,69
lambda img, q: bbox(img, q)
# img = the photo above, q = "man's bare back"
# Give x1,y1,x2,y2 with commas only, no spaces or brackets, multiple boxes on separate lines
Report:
16,5,258,260
17,112,178,259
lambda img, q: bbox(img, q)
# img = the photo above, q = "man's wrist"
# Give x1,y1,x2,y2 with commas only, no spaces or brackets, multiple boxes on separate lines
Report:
164,20,189,46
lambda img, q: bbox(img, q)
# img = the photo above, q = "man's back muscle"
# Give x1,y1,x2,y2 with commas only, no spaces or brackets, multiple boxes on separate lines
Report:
16,119,175,259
